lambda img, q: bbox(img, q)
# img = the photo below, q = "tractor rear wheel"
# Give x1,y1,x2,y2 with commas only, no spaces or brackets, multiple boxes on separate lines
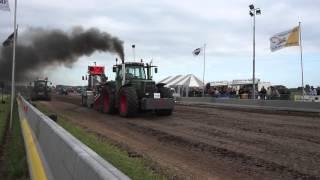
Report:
94,95,103,112
119,87,138,117
103,87,116,114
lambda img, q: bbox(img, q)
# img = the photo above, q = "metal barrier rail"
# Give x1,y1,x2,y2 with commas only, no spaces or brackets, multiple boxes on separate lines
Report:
17,95,130,180
177,97,320,113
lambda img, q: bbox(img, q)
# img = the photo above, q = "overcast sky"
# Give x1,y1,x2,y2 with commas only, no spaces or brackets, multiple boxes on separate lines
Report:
1,0,319,88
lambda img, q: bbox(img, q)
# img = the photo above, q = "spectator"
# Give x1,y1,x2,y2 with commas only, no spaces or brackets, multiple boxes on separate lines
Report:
271,87,280,99
260,86,267,100
214,89,220,96
266,87,272,100
305,85,311,95
311,86,317,96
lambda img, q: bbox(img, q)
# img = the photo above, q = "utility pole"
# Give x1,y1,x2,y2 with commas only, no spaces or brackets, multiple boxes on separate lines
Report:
249,4,261,100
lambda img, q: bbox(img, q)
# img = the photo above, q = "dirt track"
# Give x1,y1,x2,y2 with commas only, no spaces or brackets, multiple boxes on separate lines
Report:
40,95,320,180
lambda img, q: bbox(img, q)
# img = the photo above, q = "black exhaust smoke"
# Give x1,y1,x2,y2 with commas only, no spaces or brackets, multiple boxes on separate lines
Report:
0,26,124,82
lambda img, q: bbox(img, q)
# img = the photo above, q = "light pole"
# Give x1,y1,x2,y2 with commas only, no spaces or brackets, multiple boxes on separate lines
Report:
132,44,136,62
249,4,261,100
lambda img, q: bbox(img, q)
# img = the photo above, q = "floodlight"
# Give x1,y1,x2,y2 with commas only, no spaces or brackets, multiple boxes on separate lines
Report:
249,4,254,10
256,8,261,15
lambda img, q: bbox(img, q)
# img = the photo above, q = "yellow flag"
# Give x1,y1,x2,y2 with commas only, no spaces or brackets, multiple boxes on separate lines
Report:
270,26,299,52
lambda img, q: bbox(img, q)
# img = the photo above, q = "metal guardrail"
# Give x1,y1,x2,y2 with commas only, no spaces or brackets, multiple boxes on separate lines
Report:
177,97,320,113
17,95,130,180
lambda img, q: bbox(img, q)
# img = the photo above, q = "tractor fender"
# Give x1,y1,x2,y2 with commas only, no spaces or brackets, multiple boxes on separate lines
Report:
156,83,166,88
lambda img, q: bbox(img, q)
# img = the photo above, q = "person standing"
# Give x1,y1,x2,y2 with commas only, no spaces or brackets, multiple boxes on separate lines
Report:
311,87,317,96
260,86,267,100
266,87,272,100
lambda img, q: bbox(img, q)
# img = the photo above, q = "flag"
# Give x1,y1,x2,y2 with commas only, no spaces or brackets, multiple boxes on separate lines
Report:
193,48,202,56
2,32,14,47
270,26,299,52
0,0,10,11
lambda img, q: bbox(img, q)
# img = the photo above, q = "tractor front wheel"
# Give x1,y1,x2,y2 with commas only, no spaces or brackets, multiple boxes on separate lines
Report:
119,87,138,117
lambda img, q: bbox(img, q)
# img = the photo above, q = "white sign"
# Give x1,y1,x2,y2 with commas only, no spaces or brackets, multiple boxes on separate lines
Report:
154,93,160,99
294,95,320,102
0,0,10,11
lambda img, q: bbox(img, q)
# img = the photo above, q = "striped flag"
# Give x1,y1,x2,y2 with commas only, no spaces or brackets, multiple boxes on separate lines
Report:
2,32,14,47
0,0,10,11
270,26,299,52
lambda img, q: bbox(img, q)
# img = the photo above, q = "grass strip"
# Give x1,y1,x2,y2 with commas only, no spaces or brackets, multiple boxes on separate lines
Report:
0,96,9,144
3,100,29,180
35,103,166,180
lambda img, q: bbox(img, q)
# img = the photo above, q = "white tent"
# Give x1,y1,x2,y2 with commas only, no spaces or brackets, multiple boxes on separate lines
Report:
158,74,204,97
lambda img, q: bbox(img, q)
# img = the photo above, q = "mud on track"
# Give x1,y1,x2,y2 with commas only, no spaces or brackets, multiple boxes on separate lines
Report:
40,95,320,180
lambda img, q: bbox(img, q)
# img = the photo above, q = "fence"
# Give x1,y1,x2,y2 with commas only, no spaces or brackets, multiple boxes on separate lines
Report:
17,94,130,180
177,97,320,113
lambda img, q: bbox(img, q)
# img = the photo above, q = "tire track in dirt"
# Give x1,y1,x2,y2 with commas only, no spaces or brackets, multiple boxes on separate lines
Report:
38,95,320,179
126,122,317,179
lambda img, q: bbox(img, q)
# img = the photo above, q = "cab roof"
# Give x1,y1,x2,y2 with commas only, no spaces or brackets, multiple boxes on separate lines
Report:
114,62,157,68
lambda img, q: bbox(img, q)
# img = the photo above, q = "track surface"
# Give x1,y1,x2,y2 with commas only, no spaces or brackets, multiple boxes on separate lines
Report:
40,95,320,180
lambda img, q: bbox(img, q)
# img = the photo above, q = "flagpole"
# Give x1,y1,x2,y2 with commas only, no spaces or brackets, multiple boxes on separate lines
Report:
202,43,206,97
9,0,17,130
299,22,304,100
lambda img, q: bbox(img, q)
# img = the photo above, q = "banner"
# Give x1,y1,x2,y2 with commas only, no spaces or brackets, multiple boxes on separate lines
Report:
270,26,299,52
2,32,14,47
0,0,10,11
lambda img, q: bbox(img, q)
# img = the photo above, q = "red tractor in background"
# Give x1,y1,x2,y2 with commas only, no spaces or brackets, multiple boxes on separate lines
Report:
81,60,174,117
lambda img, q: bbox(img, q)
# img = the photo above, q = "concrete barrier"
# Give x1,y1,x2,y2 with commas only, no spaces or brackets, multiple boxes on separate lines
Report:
17,95,130,180
177,97,320,113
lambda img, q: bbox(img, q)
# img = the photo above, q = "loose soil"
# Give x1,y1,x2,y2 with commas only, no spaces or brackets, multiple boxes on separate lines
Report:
39,95,320,180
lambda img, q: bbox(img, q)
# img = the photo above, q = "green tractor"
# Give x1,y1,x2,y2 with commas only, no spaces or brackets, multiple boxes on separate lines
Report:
29,79,52,101
83,61,174,117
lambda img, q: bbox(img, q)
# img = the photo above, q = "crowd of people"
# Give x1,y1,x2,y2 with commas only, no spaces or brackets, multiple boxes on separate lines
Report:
183,84,320,100
256,86,282,100
304,86,319,96
237,86,282,100
207,86,289,100
208,87,238,98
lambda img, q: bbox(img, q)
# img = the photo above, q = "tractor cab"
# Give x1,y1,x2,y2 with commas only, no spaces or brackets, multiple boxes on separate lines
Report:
84,66,107,91
112,62,159,99
113,62,157,84
81,65,107,107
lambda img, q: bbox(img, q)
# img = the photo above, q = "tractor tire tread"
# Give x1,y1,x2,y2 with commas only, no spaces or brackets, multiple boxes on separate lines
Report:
119,86,138,117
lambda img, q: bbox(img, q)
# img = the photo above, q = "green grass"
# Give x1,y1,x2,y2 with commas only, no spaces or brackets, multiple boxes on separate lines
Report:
35,103,166,180
0,99,29,180
0,96,10,144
